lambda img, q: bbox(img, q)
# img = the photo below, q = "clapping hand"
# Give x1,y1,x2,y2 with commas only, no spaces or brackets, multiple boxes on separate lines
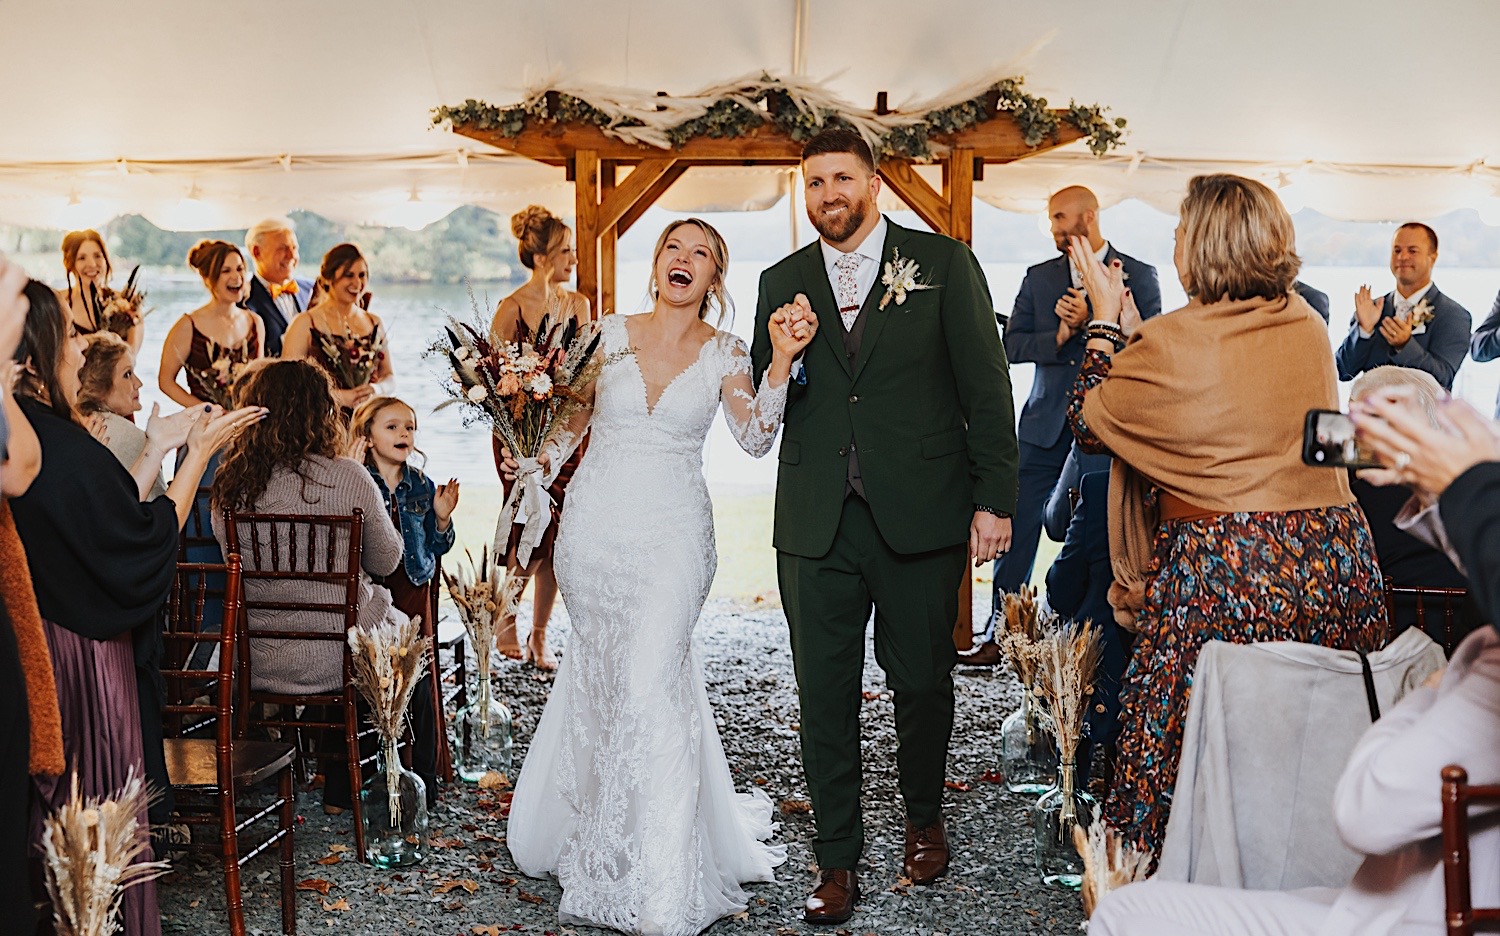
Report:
186,405,269,457
1120,287,1143,337
1353,386,1500,498
434,479,461,528
144,402,210,454
345,436,370,465
1378,314,1414,350
1069,236,1126,324
1353,286,1384,334
1054,288,1089,348
0,255,29,364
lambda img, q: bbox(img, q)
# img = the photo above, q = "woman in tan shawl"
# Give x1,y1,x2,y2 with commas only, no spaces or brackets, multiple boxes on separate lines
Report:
1066,174,1386,857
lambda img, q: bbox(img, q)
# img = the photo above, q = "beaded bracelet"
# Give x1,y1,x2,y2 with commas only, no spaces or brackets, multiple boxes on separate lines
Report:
1085,322,1126,351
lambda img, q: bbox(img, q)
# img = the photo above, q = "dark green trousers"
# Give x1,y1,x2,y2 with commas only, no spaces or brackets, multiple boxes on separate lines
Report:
778,495,966,871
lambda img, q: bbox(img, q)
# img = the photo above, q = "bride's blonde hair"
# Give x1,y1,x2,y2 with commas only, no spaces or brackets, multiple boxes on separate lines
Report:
648,218,732,326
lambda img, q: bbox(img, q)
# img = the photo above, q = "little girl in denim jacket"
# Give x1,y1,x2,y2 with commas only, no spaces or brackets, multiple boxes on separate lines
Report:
348,395,459,801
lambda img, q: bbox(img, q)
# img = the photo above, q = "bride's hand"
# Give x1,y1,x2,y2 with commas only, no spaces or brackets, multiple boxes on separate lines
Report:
770,301,817,361
499,446,551,482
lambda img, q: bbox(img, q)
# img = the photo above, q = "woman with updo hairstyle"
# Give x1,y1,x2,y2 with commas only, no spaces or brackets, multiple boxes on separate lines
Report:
488,205,591,669
159,239,264,409
56,229,144,352
282,242,390,416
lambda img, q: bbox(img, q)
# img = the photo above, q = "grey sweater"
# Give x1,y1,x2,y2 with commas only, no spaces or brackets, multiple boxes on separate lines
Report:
212,454,404,694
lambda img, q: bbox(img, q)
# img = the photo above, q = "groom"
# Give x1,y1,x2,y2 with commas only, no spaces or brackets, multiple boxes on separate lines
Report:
752,127,1018,924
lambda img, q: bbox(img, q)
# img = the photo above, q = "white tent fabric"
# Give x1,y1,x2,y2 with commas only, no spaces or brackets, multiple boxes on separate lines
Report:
3,0,1498,229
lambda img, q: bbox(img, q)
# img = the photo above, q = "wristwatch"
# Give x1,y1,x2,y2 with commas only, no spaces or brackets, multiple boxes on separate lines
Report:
974,504,1011,519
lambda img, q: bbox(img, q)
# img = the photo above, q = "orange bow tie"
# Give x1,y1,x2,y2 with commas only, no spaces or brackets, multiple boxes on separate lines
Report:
269,280,299,299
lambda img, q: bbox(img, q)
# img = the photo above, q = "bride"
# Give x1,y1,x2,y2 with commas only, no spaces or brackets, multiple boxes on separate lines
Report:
505,218,815,935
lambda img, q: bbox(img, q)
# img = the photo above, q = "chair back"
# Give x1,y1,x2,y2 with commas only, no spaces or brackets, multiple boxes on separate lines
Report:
162,556,243,762
1441,764,1500,935
1386,586,1468,654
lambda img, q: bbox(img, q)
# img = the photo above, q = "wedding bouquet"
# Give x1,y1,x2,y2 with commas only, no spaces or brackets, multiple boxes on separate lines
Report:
185,347,253,408
42,772,168,936
442,546,523,738
434,294,606,564
94,266,150,339
348,618,431,825
316,326,385,389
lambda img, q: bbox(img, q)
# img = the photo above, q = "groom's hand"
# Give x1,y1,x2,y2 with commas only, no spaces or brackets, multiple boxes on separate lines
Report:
969,510,1013,567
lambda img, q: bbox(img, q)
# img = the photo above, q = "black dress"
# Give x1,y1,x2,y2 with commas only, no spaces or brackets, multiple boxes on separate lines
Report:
0,594,37,932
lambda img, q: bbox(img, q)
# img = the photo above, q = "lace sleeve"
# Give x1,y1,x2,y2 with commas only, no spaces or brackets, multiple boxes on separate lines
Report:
720,336,787,458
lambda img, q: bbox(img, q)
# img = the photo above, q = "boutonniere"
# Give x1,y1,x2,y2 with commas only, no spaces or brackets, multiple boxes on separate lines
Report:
1407,298,1435,333
879,248,938,310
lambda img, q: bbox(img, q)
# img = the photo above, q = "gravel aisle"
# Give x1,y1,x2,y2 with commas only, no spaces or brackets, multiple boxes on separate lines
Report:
159,595,1086,935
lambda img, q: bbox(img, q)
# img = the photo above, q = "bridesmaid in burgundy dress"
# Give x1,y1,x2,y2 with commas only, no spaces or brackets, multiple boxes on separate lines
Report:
158,240,264,408
281,243,390,421
488,206,591,670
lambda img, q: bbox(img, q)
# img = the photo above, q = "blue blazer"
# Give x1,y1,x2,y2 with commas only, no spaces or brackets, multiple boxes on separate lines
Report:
1335,284,1472,390
1042,442,1112,543
1296,281,1330,324
1003,247,1161,447
244,275,313,357
1470,289,1500,417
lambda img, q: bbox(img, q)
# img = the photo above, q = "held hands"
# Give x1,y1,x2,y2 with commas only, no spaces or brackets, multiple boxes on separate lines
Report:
1353,286,1384,333
1353,386,1500,498
969,511,1013,567
434,479,461,527
1069,235,1126,325
1378,314,1414,350
769,293,819,360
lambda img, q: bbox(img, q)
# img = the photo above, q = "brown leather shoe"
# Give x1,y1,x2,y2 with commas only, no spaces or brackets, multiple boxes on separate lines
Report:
957,640,1004,666
904,819,950,884
803,868,858,924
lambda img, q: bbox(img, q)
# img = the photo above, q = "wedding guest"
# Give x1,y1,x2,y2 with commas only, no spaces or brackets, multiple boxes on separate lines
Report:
1470,287,1500,417
243,217,312,357
1347,367,1470,644
55,229,144,353
1335,223,1472,390
1042,443,1111,543
210,359,405,813
80,332,165,498
1091,392,1500,936
985,186,1160,644
1,258,39,496
1295,280,1330,323
10,280,262,936
159,240,264,408
281,243,390,416
348,396,457,801
487,205,590,669
1070,174,1385,857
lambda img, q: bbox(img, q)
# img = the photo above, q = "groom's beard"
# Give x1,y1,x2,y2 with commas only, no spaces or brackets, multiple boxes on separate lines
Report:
810,198,870,244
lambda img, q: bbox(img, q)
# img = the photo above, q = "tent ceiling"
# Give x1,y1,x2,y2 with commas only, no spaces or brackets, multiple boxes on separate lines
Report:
3,0,1498,229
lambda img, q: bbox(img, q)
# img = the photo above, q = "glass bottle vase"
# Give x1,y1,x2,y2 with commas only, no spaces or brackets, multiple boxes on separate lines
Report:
456,679,513,783
1001,692,1058,794
1033,760,1100,888
361,740,428,868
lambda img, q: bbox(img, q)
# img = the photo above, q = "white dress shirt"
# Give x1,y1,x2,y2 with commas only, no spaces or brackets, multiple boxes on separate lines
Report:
257,273,300,323
819,215,889,319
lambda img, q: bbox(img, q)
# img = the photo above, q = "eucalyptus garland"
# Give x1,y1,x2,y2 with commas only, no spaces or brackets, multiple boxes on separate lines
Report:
434,75,1125,159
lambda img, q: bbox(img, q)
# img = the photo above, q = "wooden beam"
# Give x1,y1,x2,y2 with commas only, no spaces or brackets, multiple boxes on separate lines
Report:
574,149,601,313
617,163,688,236
597,158,678,233
880,161,952,237
948,147,975,246
599,161,617,318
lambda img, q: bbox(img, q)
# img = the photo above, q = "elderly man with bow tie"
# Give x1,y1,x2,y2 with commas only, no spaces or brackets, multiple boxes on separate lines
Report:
243,217,313,356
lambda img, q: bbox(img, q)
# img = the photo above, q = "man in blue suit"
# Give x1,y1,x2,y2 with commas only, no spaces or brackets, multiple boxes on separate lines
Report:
1296,280,1330,324
1335,222,1472,391
980,186,1160,642
243,217,313,356
1469,288,1500,417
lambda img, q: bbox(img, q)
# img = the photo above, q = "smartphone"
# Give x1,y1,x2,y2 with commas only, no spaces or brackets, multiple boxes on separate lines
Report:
1302,409,1382,469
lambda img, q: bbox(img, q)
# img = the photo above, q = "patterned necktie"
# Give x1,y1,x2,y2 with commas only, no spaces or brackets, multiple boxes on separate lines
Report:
1393,295,1415,321
835,252,863,331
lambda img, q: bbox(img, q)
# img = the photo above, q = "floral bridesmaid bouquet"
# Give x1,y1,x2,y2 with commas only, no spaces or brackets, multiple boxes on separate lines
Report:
316,325,385,390
96,266,150,339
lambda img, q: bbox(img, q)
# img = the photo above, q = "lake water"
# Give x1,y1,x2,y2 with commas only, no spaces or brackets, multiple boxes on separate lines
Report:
120,263,1500,493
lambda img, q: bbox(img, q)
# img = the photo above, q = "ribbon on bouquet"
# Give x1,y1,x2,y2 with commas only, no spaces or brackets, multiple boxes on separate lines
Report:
495,456,552,567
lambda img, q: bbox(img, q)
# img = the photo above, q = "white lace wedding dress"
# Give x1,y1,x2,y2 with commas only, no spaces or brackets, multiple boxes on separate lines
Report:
507,314,789,936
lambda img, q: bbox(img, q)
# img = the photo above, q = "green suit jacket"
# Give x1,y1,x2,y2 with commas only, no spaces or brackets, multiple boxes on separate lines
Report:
752,219,1019,558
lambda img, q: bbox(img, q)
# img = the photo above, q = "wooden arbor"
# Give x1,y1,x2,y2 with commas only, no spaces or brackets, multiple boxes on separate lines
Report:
451,95,1084,315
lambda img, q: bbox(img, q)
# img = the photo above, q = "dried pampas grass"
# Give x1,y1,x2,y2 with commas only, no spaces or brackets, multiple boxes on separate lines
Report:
1073,820,1154,918
42,771,168,936
996,586,1053,689
442,546,522,736
349,616,432,823
1033,620,1103,768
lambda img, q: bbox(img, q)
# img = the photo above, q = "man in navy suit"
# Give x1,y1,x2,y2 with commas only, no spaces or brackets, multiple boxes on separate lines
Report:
1296,280,1330,324
980,186,1160,640
243,217,313,356
1335,222,1472,391
1469,288,1500,417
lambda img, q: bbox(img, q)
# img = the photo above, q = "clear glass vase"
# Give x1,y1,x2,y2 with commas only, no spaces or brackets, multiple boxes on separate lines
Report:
1033,760,1099,888
1001,692,1058,794
361,740,429,868
457,678,512,783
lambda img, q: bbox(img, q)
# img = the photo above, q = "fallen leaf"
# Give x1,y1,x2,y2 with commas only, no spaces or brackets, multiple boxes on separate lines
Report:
327,844,350,853
296,878,333,895
944,780,972,792
753,777,768,785
315,854,341,866
189,900,200,909
731,911,749,921
518,890,545,905
778,799,812,815
320,898,350,912
861,691,880,701
434,878,481,894
497,876,518,886
478,771,510,790
978,770,1006,784
472,927,503,936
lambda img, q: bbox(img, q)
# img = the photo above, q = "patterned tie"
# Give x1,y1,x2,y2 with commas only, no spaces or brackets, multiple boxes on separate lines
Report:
835,252,863,331
1393,295,1415,321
